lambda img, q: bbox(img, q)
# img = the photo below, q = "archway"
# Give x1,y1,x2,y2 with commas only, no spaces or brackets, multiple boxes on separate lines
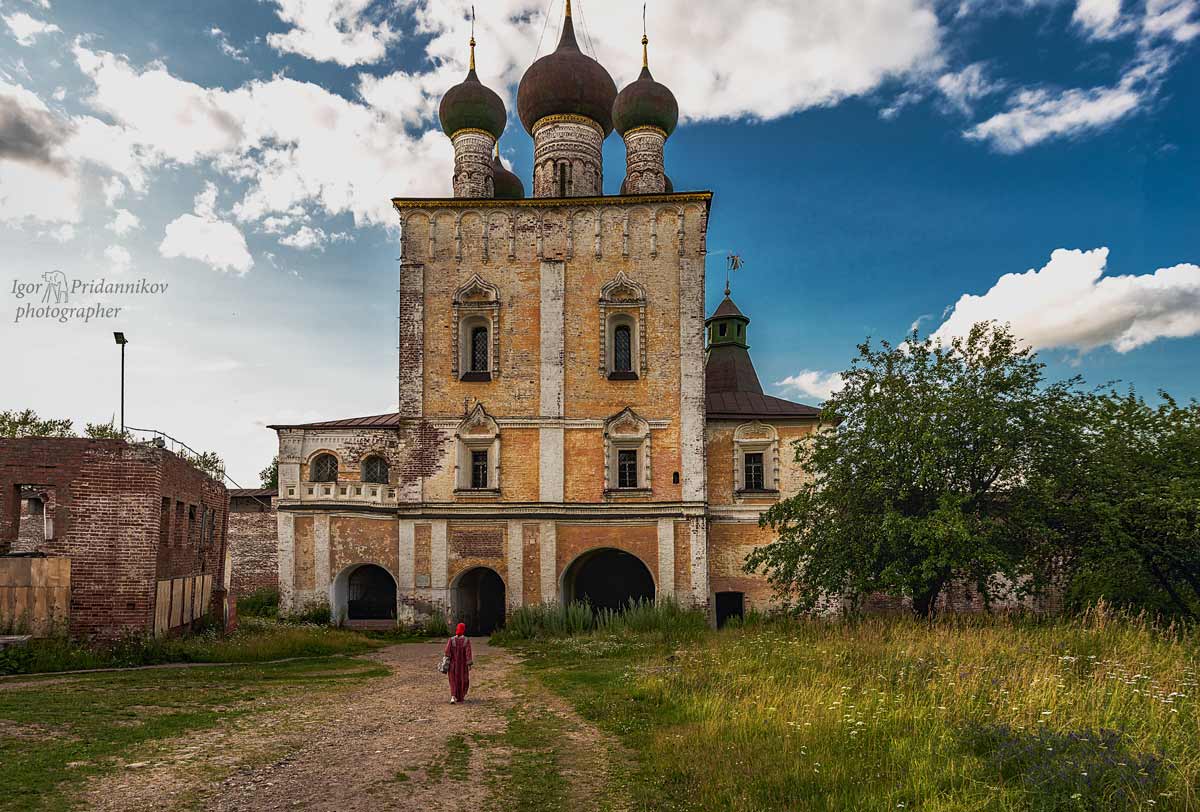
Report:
561,548,655,612
453,567,506,635
331,564,396,625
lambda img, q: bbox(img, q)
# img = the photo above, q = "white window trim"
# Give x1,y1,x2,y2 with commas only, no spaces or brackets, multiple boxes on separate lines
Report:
598,272,647,378
733,422,779,495
452,274,500,379
454,404,501,493
603,407,652,493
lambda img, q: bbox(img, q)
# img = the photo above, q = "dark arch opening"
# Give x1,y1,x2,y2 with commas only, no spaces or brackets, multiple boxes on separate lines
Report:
347,565,396,620
563,548,655,613
715,591,745,628
454,567,506,635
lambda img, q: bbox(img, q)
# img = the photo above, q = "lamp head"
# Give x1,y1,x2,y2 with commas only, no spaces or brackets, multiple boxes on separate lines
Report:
113,332,127,345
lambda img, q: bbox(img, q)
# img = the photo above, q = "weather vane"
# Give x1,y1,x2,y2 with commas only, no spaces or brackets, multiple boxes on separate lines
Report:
725,253,743,296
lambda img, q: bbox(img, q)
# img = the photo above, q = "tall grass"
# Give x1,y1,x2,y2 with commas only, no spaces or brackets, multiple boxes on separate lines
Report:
492,599,707,644
522,605,1200,811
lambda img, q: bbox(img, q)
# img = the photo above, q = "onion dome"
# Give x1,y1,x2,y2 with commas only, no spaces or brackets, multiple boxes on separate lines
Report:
612,35,679,137
438,37,506,139
492,147,525,199
517,0,617,135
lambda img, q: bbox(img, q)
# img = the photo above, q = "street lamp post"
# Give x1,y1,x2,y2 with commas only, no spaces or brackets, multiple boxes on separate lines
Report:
113,332,128,434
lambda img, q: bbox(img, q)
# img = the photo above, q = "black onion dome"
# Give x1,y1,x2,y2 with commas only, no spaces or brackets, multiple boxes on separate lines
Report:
439,67,506,139
492,152,525,199
613,64,678,137
517,10,617,135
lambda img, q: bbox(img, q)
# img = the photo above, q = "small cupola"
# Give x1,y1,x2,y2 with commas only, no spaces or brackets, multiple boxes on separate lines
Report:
706,284,750,349
614,27,678,195
439,29,507,198
491,144,525,200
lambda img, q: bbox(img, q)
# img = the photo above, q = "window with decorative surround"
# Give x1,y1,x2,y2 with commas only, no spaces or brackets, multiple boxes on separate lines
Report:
453,275,500,382
604,407,651,493
733,422,779,495
362,455,390,484
598,272,647,381
455,404,500,493
309,453,339,483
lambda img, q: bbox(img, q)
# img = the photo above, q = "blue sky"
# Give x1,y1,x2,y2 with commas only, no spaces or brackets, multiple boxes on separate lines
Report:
1,0,1197,483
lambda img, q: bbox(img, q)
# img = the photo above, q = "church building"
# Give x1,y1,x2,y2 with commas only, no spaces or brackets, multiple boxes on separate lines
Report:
268,4,821,631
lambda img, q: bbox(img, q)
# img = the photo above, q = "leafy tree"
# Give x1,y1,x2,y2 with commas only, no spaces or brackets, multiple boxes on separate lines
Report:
746,323,1083,618
1060,390,1200,619
83,418,131,440
181,449,227,482
0,409,74,438
260,456,279,489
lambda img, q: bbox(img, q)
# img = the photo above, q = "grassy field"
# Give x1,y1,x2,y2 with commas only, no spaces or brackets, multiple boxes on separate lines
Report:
0,656,388,812
514,609,1200,812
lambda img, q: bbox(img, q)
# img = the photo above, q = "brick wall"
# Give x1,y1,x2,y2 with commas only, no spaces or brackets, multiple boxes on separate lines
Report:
228,507,278,597
0,438,229,638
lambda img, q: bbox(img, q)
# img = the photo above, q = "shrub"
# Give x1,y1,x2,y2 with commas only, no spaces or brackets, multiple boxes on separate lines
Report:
286,600,332,626
237,588,280,618
421,609,450,637
493,599,707,643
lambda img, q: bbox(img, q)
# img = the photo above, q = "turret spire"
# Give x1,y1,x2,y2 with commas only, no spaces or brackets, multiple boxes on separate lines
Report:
469,6,476,70
642,4,648,68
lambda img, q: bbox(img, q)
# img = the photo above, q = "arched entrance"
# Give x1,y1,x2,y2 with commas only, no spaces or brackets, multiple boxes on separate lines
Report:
561,548,655,612
453,567,506,635
330,563,396,625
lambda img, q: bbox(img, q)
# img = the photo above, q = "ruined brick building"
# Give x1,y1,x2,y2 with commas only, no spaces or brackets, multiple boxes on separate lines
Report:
268,5,820,630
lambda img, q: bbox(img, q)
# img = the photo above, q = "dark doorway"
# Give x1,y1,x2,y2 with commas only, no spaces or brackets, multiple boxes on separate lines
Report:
715,591,745,628
455,567,506,635
563,548,655,612
347,565,397,620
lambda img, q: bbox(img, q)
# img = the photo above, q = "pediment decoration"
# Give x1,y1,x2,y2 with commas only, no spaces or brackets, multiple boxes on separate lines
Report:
605,407,649,439
457,403,498,439
735,421,778,442
453,274,500,305
599,271,646,305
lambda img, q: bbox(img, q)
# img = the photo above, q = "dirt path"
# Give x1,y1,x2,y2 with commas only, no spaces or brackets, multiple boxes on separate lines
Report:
76,641,625,812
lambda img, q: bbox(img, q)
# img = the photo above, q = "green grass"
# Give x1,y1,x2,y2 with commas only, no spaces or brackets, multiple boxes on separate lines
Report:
511,609,1200,811
0,656,388,812
236,587,280,618
0,617,384,675
492,599,708,644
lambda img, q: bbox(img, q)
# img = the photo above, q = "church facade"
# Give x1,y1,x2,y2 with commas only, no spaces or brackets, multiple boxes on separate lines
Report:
268,5,821,631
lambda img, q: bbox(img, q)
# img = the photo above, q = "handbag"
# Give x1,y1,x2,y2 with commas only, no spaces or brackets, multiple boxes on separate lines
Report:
438,653,450,674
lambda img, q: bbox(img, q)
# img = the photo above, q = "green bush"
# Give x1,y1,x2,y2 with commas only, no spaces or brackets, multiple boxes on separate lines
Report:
421,609,450,637
493,599,706,643
237,588,280,618
285,600,332,626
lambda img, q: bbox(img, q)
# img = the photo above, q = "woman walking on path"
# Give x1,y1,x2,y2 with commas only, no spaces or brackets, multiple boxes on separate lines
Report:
445,622,473,704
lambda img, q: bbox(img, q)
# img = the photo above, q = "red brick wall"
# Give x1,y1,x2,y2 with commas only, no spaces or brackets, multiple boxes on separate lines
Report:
0,438,229,639
228,507,278,597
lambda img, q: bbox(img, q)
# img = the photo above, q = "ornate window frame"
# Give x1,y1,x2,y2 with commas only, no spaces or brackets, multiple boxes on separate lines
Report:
604,407,651,494
598,272,647,380
308,451,339,483
360,454,390,485
453,275,500,381
733,421,780,497
454,403,500,494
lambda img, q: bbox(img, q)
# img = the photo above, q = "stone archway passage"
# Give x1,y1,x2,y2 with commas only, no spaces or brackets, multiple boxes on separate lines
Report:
715,591,745,628
563,548,655,612
454,567,506,635
347,565,397,620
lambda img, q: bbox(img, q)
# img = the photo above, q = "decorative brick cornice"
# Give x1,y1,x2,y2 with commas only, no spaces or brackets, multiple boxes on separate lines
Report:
531,113,605,138
392,191,713,211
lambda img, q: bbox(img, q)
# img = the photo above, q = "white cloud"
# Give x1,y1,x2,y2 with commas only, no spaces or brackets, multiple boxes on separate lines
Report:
1144,0,1200,41
1073,0,1125,38
101,176,126,206
159,182,254,274
775,370,844,402
0,79,81,224
962,48,1170,152
266,0,400,66
931,248,1200,354
935,62,1004,114
278,225,327,250
40,223,75,242
107,208,141,236
104,244,132,274
3,12,60,46
209,27,250,64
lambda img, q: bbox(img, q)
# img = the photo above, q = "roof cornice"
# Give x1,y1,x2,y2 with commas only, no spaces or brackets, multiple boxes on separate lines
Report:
391,190,712,212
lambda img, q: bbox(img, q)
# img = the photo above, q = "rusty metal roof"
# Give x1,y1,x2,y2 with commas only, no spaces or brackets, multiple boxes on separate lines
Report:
706,391,820,419
229,488,277,499
266,413,402,430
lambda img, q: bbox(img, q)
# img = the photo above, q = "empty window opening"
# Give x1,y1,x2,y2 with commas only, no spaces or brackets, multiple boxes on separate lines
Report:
557,162,569,197
562,548,655,612
718,323,727,337
310,453,338,483
362,456,390,484
744,453,765,490
715,591,745,628
617,449,638,489
471,450,489,489
453,567,506,635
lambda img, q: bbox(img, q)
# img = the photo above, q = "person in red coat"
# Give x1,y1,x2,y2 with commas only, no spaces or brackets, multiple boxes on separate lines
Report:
445,622,473,703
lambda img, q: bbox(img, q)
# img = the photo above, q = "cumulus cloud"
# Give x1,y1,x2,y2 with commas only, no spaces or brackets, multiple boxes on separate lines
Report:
0,81,69,169
278,225,328,250
930,248,1200,354
0,80,81,224
107,208,141,236
1144,0,1200,41
775,370,844,402
1073,0,1126,38
266,0,400,66
104,244,132,274
159,182,254,274
3,12,60,46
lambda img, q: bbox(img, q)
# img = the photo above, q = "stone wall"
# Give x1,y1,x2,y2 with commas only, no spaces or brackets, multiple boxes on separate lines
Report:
228,497,278,598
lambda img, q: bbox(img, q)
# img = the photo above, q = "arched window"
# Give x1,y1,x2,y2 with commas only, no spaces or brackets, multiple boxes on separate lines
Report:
557,162,569,197
362,456,389,484
310,453,338,483
470,325,489,373
613,325,632,374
